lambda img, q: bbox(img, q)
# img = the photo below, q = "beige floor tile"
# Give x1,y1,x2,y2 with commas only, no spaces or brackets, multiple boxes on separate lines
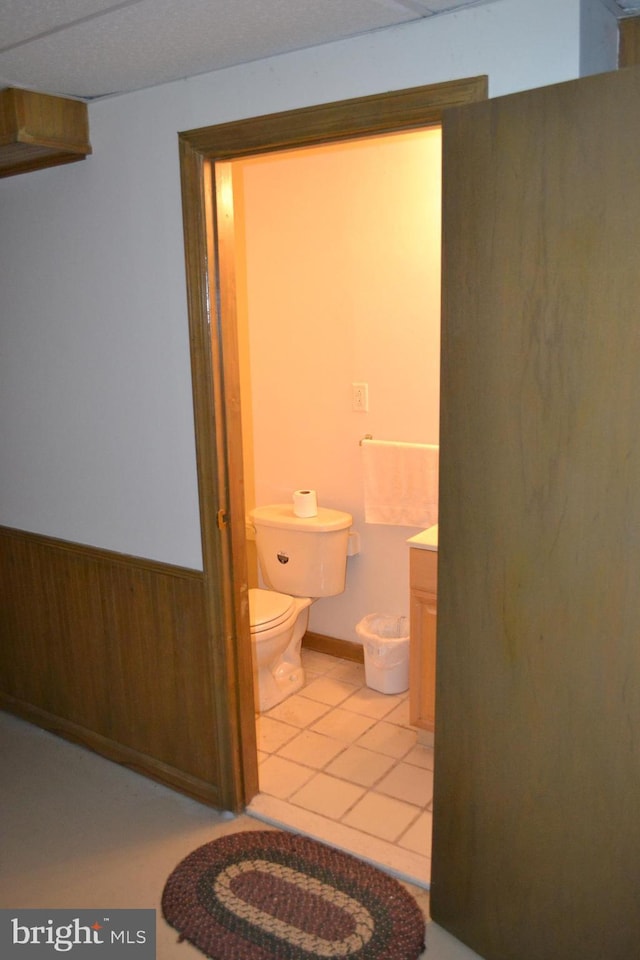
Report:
376,762,434,806
299,676,357,706
417,728,435,749
356,720,418,758
404,744,435,770
342,791,422,842
254,652,434,890
265,694,330,728
383,698,412,727
326,660,366,685
340,687,404,719
248,794,431,892
258,754,316,799
310,707,376,742
325,745,396,787
278,728,346,767
290,772,365,819
256,715,299,753
300,650,336,674
398,811,433,857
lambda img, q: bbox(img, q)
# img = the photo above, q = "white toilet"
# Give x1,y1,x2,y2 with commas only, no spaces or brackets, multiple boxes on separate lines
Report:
249,503,352,713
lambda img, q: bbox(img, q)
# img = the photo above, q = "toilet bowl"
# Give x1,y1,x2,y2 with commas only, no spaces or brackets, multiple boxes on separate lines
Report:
249,587,313,713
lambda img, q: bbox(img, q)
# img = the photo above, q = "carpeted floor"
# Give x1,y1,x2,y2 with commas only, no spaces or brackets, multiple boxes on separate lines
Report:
0,711,483,959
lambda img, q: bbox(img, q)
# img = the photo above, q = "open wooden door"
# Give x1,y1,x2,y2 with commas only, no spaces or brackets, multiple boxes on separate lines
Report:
433,65,640,959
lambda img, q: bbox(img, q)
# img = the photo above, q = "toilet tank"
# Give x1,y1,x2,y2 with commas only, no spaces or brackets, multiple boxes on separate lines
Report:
250,504,352,598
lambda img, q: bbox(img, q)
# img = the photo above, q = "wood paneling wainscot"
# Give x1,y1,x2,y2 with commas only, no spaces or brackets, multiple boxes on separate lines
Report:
0,526,223,806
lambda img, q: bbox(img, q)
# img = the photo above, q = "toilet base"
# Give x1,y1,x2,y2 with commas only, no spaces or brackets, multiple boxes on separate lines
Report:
258,660,305,713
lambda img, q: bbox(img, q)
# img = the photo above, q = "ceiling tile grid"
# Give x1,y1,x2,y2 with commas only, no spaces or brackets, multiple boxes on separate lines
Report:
0,0,635,102
0,0,502,99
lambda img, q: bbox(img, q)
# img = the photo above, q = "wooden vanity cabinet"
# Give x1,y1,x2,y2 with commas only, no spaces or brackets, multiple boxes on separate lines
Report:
409,546,437,732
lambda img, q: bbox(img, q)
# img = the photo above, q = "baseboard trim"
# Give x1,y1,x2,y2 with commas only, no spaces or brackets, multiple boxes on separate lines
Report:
302,631,364,663
0,693,223,809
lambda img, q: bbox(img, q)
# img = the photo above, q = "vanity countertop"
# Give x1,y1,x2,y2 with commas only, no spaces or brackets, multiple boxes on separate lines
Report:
407,524,438,552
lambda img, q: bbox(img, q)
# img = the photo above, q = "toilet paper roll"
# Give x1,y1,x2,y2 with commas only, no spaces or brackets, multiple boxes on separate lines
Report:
293,489,318,518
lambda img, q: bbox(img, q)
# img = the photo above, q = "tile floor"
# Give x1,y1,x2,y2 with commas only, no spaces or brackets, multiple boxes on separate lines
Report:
248,648,433,888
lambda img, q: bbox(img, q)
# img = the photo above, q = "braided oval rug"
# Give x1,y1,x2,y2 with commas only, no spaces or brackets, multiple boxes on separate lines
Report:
162,830,426,960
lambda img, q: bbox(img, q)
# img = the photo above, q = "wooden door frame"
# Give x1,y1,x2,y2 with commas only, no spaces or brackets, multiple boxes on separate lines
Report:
178,75,488,812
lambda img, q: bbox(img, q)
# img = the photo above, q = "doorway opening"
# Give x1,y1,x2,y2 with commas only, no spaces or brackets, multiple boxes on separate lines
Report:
231,129,440,886
176,73,487,838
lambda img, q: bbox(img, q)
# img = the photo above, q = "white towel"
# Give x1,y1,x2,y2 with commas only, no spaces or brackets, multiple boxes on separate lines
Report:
361,439,439,527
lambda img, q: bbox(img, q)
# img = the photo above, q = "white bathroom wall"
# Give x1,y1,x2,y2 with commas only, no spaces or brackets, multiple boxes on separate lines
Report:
0,0,599,571
236,132,441,640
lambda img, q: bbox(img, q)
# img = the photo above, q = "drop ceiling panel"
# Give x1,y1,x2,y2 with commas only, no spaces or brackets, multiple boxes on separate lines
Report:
0,0,634,102
0,0,425,99
0,0,123,48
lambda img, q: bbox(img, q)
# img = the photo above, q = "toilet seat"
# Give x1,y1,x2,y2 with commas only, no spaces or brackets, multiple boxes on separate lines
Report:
249,588,295,634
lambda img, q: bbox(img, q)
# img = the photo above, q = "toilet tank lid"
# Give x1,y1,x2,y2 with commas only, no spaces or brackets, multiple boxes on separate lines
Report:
250,504,352,532
249,588,295,628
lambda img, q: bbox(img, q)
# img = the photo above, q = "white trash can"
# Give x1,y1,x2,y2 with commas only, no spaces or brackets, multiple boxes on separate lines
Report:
356,614,410,694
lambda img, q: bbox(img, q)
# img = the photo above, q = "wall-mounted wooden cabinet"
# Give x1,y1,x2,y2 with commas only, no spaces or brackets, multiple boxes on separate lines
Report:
0,87,91,178
409,545,437,732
